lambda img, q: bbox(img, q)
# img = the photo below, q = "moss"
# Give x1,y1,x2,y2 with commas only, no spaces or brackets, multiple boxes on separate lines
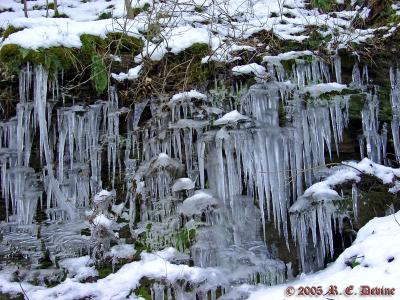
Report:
97,265,113,279
80,34,107,54
47,2,55,9
105,32,144,54
310,0,336,12
337,173,399,228
348,93,367,120
303,28,331,50
0,44,78,75
175,228,196,251
281,58,296,74
377,85,394,122
1,25,24,40
0,292,24,300
134,277,155,300
131,3,151,17
356,174,398,227
53,12,69,18
98,12,112,20
317,88,358,100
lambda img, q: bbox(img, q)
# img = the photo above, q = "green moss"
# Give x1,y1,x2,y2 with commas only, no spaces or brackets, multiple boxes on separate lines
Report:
348,93,367,119
134,277,155,300
281,59,296,74
80,34,107,54
105,32,143,54
0,44,78,75
303,29,331,50
53,12,69,18
98,265,113,279
98,12,112,20
47,2,55,9
91,53,108,94
131,3,151,17
175,228,196,251
311,0,335,11
317,88,358,100
1,26,23,40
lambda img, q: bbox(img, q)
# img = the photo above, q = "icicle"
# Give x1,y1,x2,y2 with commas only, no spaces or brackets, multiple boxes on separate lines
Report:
333,54,342,84
352,183,358,221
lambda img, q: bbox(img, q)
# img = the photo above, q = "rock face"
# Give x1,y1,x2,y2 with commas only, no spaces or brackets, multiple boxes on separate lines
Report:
0,50,399,298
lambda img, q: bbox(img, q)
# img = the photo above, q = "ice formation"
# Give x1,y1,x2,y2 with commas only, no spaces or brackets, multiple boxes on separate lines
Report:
0,53,400,298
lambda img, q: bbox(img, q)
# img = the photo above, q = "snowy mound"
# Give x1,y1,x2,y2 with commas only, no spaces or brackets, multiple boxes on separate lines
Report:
246,211,400,299
262,50,314,64
168,90,207,105
303,83,348,97
138,153,185,178
214,110,250,126
179,190,220,216
111,65,143,81
232,63,266,77
172,178,195,192
0,248,222,299
290,158,400,213
93,190,113,204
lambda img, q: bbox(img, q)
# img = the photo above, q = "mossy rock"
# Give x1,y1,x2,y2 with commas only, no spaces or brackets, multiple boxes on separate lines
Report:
0,44,78,74
348,93,367,120
337,173,399,228
98,12,112,20
80,34,107,55
134,277,155,300
1,25,24,40
105,32,143,54
97,265,114,279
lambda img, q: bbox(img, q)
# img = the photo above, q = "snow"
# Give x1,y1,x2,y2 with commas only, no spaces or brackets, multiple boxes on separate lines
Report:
111,65,143,81
93,189,113,204
262,50,314,64
303,83,348,97
0,0,395,61
59,256,98,282
172,178,195,192
179,190,220,216
290,158,400,213
93,214,113,228
247,210,400,300
214,110,250,126
107,244,135,259
169,90,207,104
232,63,266,77
0,247,222,300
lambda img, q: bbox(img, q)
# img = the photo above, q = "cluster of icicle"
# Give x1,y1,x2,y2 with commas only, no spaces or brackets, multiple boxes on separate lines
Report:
391,67,400,162
120,54,353,288
0,65,126,263
287,60,397,273
1,53,394,289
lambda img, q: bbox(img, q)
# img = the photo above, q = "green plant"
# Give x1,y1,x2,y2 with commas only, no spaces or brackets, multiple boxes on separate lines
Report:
91,53,108,94
176,228,196,251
